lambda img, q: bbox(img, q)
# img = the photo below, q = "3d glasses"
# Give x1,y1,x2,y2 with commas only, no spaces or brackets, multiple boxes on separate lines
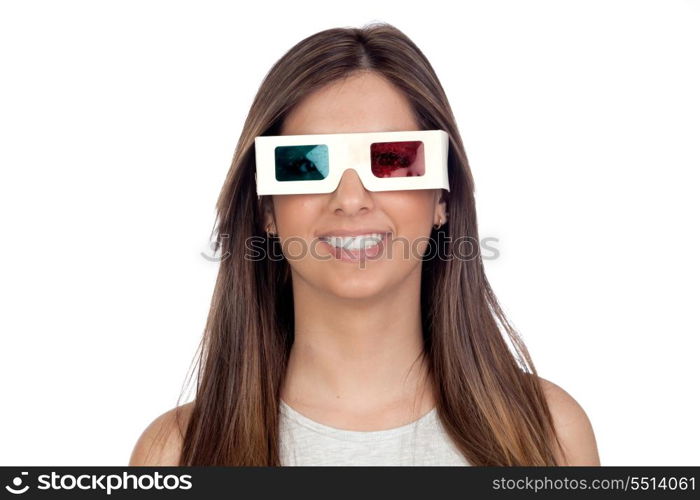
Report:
254,129,450,195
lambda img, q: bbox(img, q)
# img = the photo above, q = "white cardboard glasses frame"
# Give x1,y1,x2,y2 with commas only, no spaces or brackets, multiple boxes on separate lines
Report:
254,129,450,195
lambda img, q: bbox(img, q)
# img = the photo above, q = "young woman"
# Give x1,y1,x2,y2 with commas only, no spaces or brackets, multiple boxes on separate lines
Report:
130,23,600,466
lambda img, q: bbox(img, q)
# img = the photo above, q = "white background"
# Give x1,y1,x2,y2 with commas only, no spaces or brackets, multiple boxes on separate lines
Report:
1,0,698,466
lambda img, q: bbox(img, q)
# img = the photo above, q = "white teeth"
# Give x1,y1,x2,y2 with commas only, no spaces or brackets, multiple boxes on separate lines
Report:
322,233,385,250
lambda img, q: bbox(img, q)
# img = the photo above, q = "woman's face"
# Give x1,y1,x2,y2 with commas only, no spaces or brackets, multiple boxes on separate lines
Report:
263,71,447,299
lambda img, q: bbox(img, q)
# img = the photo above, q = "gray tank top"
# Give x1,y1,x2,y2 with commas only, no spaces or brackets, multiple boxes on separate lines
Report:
278,400,471,466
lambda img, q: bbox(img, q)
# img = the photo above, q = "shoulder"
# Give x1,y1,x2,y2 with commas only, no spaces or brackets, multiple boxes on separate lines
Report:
128,401,195,466
538,376,601,466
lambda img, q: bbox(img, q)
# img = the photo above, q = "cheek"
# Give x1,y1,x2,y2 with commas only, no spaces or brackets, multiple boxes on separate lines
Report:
273,195,320,236
379,192,434,233
378,192,435,257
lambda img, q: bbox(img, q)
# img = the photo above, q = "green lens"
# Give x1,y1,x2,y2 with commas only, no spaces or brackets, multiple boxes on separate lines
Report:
275,145,329,181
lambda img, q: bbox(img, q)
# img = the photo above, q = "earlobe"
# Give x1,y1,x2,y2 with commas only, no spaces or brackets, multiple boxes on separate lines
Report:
433,189,448,227
263,217,276,236
261,197,277,235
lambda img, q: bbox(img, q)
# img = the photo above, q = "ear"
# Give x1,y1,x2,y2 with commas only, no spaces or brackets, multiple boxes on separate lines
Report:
433,189,448,226
261,196,277,235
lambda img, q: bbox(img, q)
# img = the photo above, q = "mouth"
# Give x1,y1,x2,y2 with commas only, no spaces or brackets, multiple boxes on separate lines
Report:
317,232,391,262
318,232,389,251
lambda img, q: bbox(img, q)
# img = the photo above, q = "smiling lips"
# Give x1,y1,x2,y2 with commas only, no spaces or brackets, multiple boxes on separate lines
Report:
317,228,392,237
321,233,386,250
319,234,388,261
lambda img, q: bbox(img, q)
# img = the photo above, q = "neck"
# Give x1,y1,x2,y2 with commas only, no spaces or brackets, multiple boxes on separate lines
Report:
280,264,435,416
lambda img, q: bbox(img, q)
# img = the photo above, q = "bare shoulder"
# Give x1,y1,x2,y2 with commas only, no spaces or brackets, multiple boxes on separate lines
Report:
128,401,195,466
538,376,601,466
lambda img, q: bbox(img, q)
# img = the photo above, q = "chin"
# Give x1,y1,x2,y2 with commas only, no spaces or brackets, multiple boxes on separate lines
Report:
323,274,391,300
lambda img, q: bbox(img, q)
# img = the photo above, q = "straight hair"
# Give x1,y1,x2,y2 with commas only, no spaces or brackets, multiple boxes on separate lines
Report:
176,22,565,466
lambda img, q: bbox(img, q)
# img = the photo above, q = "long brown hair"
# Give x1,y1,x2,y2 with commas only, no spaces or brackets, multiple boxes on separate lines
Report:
176,22,565,466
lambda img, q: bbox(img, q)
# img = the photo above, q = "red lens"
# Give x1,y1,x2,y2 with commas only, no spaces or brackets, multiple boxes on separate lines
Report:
370,141,425,178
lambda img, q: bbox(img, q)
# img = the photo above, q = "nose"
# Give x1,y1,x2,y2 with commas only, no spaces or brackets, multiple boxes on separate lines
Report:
328,168,374,215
